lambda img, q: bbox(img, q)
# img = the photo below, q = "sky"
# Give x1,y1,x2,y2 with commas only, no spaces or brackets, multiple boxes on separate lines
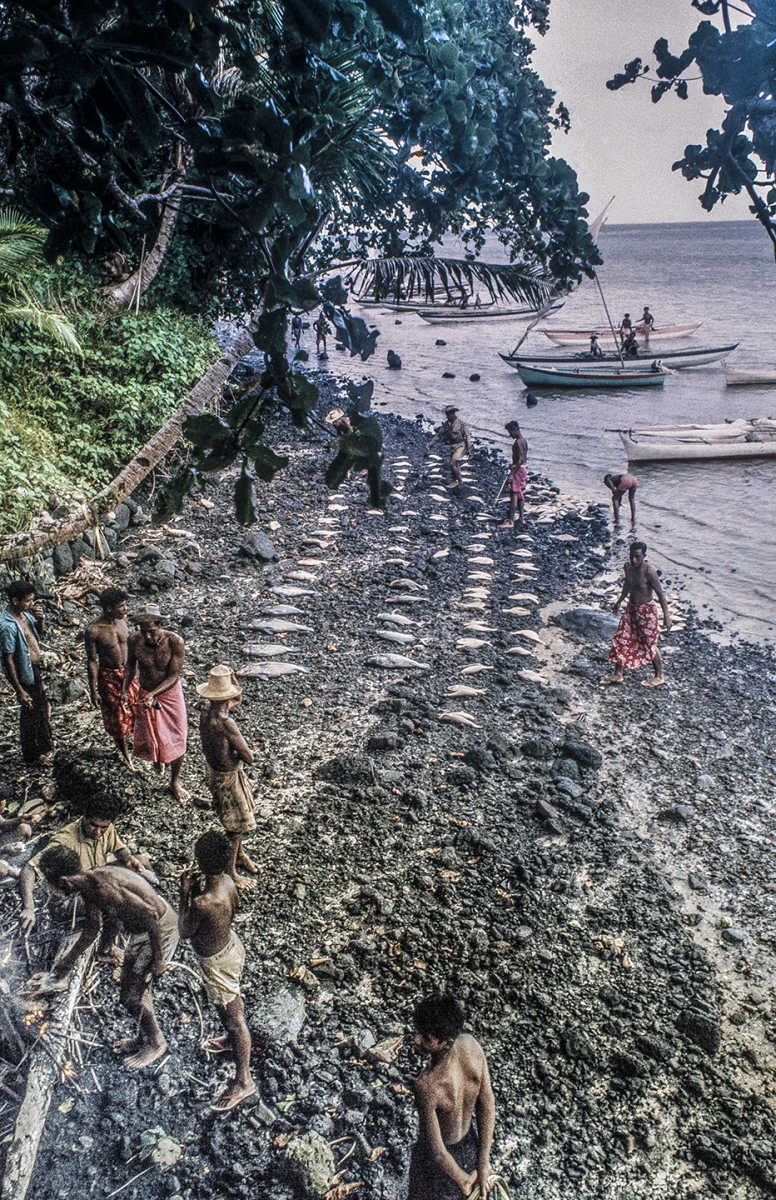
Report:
529,0,752,225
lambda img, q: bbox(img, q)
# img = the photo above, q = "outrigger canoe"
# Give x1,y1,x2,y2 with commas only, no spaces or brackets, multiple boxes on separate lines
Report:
515,362,666,389
418,302,564,325
619,418,776,463
501,343,738,371
724,367,776,386
542,322,702,347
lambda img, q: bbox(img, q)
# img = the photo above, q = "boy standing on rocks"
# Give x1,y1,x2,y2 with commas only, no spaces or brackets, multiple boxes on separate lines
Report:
197,665,259,890
499,420,528,528
178,830,256,1113
602,540,672,688
85,587,139,769
408,993,495,1199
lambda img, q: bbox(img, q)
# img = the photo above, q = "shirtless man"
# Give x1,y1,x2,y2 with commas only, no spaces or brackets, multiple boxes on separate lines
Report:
602,540,672,688
85,588,139,769
32,846,178,1068
179,830,256,1112
197,665,258,889
408,993,495,1199
499,421,528,528
121,606,188,802
603,472,638,522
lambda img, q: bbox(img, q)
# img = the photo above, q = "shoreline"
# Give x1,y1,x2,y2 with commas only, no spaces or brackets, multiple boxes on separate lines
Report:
1,377,775,1198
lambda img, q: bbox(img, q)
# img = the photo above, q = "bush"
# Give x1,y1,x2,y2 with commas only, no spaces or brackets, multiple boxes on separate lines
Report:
0,259,220,533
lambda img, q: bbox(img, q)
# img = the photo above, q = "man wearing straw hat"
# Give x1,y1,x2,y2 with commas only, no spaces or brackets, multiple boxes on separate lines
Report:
121,605,188,803
197,665,258,890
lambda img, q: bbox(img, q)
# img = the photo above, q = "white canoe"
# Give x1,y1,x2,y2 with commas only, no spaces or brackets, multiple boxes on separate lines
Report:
516,362,666,389
542,322,702,347
418,302,564,325
725,367,776,386
501,343,738,371
619,417,776,463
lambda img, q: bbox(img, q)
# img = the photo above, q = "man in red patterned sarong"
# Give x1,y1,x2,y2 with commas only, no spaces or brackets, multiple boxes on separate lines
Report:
85,588,139,769
121,605,188,803
602,541,672,688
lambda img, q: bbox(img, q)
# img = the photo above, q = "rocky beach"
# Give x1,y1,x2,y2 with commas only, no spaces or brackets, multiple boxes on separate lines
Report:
1,374,776,1200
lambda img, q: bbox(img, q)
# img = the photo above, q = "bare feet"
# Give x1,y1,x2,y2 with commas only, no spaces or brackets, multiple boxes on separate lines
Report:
642,677,665,688
203,1036,232,1055
124,1039,168,1070
445,482,460,491
231,871,256,891
112,1037,141,1056
121,755,136,773
170,783,190,806
97,946,124,967
237,852,259,875
600,675,624,687
210,1080,257,1113
498,521,514,529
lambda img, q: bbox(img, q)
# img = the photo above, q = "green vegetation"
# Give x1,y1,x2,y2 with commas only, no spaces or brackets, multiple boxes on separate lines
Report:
0,259,219,533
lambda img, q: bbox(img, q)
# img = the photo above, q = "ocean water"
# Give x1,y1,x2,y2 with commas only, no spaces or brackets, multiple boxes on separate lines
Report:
325,221,776,641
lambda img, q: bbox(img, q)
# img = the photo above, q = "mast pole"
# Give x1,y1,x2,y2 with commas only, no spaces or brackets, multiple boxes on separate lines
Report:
594,274,624,365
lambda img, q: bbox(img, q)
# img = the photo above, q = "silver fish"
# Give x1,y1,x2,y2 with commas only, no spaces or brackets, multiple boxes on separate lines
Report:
503,606,531,616
296,558,323,567
390,578,424,591
467,572,492,581
511,629,543,643
376,629,416,644
445,684,486,697
391,594,429,605
260,604,303,616
271,586,319,597
456,637,490,650
468,556,494,566
242,643,301,657
376,612,416,627
366,653,431,670
509,592,539,603
250,619,313,633
519,669,548,684
285,570,318,582
237,661,311,678
460,663,493,675
438,711,480,729
463,621,496,632
506,645,533,657
431,548,450,559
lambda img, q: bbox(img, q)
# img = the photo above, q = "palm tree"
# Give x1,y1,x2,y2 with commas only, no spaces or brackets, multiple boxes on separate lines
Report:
0,209,81,352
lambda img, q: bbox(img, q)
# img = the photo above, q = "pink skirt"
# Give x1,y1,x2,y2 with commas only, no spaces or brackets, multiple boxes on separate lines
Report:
133,680,188,763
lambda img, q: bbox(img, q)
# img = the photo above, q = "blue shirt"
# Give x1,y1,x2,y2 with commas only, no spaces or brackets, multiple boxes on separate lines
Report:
0,607,41,687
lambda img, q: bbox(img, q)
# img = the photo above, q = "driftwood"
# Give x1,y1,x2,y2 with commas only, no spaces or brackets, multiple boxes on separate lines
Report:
0,327,255,565
1,951,92,1200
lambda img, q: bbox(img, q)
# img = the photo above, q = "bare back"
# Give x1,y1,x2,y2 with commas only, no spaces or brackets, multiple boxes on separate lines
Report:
199,704,252,771
187,875,238,958
513,434,528,466
85,615,130,670
84,866,170,934
415,1034,486,1146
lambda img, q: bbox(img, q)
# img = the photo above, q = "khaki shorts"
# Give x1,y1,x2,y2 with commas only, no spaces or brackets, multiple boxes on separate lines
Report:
198,930,245,1007
451,444,468,463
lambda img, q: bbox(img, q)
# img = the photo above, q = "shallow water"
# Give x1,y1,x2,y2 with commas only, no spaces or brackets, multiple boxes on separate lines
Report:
325,221,776,640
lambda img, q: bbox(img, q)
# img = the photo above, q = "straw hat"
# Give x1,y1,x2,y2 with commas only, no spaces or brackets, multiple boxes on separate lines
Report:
444,404,458,415
130,603,165,624
196,664,242,701
325,407,345,423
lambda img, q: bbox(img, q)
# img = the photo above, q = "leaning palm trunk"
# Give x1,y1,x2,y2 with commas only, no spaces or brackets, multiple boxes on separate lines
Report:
0,328,254,564
102,190,182,309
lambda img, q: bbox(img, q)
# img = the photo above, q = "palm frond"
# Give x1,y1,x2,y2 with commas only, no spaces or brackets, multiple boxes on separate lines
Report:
345,256,556,308
0,208,46,278
1,300,82,353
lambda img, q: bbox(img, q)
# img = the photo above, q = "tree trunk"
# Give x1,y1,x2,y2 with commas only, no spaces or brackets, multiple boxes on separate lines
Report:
102,190,182,309
1,952,92,1200
0,328,255,564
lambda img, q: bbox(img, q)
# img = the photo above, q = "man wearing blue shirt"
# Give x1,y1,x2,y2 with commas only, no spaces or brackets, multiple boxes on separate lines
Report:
0,580,53,765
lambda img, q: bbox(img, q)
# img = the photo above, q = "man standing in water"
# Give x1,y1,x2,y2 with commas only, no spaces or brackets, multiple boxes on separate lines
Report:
602,541,672,688
499,420,528,528
179,830,256,1112
603,472,638,522
121,605,188,802
197,665,259,889
85,587,139,769
408,992,495,1199
32,845,178,1069
0,580,53,766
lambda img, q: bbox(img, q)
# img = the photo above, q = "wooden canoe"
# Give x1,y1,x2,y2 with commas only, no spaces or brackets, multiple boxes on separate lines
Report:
542,322,702,347
418,302,564,324
501,343,738,371
619,418,776,463
724,367,776,386
516,362,666,389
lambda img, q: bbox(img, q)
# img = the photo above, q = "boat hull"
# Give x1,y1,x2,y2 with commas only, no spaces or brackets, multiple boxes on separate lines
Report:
501,343,738,371
542,322,702,347
619,418,776,463
724,368,776,386
516,363,665,388
418,303,563,325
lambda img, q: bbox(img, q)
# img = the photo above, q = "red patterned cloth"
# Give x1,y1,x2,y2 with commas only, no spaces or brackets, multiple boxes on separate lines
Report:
98,668,139,739
509,464,528,497
609,601,660,669
133,680,188,763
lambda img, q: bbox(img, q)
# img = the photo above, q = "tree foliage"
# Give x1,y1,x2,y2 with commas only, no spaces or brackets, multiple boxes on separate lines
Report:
607,1,776,257
0,0,600,523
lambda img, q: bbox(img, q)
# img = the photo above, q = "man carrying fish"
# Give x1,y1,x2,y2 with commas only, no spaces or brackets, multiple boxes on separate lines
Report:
601,541,672,688
197,664,259,890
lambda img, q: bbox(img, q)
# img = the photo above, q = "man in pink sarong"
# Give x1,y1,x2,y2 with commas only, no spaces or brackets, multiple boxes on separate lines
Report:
602,541,672,689
499,420,528,528
121,605,188,802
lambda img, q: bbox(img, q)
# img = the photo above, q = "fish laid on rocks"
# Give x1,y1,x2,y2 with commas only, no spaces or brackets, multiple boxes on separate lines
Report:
506,645,533,657
468,556,494,565
456,637,490,650
284,570,318,582
445,684,486,697
238,662,311,678
503,606,532,616
391,595,429,605
249,619,313,634
376,630,416,644
271,586,320,597
366,653,431,670
509,592,539,603
438,711,480,729
460,663,493,675
242,644,301,657
431,548,450,559
519,669,548,684
296,558,323,567
376,612,416,627
511,629,543,643
463,622,497,632
260,605,304,616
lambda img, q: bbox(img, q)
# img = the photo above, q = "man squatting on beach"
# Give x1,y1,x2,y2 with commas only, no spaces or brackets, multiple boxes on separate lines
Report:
409,993,495,1199
602,540,672,688
85,587,139,770
499,420,528,528
198,664,259,890
121,604,188,803
31,846,178,1069
179,830,256,1112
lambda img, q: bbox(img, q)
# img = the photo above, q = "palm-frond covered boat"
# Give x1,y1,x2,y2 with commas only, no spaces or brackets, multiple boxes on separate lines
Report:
619,418,776,463
541,322,702,347
501,343,738,371
514,362,667,389
345,255,557,314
